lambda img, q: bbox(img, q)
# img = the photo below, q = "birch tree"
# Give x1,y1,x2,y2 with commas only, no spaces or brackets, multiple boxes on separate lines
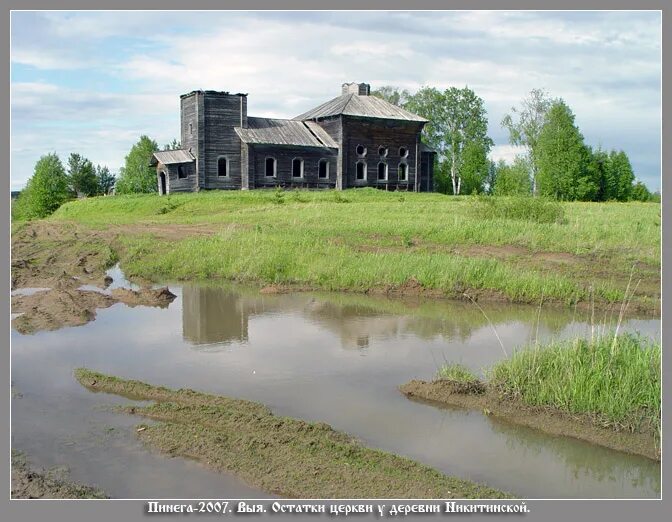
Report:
501,89,554,196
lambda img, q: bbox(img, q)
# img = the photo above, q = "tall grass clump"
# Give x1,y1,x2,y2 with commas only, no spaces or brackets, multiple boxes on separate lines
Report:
488,332,660,433
438,363,479,384
473,196,566,224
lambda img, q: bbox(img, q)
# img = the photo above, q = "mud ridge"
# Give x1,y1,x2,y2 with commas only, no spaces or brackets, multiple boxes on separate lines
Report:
74,369,512,499
11,451,108,499
400,380,660,462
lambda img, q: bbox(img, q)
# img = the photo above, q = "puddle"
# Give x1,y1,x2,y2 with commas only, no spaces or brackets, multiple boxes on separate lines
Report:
11,287,50,297
11,280,660,498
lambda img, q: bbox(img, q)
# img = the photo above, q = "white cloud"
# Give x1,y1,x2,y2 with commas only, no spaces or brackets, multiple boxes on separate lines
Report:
489,145,525,165
10,11,662,191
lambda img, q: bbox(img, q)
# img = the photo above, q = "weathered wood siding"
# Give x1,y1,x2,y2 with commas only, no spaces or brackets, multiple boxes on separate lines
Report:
341,117,424,191
202,93,246,190
156,161,196,194
419,151,436,192
180,93,202,191
314,116,343,189
250,144,337,188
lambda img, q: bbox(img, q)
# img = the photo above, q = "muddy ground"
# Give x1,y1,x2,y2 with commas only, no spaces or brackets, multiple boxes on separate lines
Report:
11,451,108,499
11,220,659,335
74,369,511,499
400,379,660,462
11,221,176,334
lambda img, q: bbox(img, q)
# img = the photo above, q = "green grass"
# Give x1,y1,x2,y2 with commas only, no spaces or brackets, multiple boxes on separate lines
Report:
471,195,566,224
437,363,479,383
488,332,661,433
46,189,660,309
73,368,511,499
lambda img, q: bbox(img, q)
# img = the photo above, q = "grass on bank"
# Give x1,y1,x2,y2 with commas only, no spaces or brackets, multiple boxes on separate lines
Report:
41,189,660,309
73,368,511,499
439,333,661,434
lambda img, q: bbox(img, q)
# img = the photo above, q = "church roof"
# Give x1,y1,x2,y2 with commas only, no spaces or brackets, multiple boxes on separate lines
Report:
150,149,196,165
294,94,428,123
235,117,338,148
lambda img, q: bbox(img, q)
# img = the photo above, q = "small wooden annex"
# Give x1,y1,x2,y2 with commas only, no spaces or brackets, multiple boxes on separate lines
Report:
151,82,435,194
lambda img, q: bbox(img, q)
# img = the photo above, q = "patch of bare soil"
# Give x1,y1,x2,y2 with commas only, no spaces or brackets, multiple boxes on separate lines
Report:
74,369,511,499
400,380,660,462
12,286,176,334
11,451,107,499
11,221,178,334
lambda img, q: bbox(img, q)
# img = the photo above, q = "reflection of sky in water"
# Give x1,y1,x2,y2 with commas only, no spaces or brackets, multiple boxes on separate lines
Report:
11,279,660,499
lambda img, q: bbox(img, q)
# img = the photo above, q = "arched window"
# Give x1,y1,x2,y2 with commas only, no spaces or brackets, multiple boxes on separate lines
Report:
265,157,277,177
398,163,408,181
356,144,367,157
356,161,367,180
217,156,228,177
378,146,388,157
377,162,387,181
177,165,187,179
318,159,329,179
292,158,304,178
399,147,408,158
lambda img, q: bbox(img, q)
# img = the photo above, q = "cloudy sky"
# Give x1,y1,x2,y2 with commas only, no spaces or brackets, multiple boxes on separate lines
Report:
10,10,661,191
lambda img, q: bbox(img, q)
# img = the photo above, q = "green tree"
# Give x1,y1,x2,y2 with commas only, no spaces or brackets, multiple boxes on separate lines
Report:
536,100,595,201
115,136,159,194
95,165,116,195
14,153,70,219
460,141,490,194
484,160,498,195
163,138,181,151
406,86,493,195
586,147,609,201
67,153,98,197
371,86,411,107
609,150,635,201
501,89,554,196
630,180,652,202
493,157,532,196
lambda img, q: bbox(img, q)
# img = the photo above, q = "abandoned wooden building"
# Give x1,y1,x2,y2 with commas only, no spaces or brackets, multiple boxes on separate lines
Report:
150,82,435,194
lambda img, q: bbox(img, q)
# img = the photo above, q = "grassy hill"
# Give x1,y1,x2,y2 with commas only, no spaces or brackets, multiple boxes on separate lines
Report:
43,189,659,312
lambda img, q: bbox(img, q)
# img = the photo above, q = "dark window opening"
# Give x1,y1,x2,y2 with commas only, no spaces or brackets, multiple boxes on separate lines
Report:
178,165,187,179
377,162,387,180
265,157,276,177
399,147,408,158
356,144,366,156
217,157,228,177
378,146,388,157
356,161,366,180
318,159,329,179
189,123,193,135
292,158,303,178
399,163,408,181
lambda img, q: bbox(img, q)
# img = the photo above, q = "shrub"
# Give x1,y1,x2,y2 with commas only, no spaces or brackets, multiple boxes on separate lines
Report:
13,153,71,220
472,196,565,224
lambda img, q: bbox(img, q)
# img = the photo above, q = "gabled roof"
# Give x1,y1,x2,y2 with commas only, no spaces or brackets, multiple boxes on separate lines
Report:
235,117,338,149
295,94,428,123
150,149,195,166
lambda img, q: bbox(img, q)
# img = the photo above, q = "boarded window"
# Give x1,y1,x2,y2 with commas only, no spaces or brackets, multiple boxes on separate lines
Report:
217,157,228,177
398,163,408,181
265,157,276,177
178,165,187,179
377,162,387,180
318,159,329,179
356,161,366,180
292,158,303,178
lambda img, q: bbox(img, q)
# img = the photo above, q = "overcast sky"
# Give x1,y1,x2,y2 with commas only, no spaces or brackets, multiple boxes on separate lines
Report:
10,10,662,191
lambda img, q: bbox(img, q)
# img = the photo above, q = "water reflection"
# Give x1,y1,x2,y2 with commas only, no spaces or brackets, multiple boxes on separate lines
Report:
179,284,653,356
13,279,660,498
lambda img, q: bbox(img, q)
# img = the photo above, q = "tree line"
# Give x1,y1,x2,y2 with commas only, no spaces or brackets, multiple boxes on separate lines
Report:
13,84,657,221
12,136,180,220
373,86,657,202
